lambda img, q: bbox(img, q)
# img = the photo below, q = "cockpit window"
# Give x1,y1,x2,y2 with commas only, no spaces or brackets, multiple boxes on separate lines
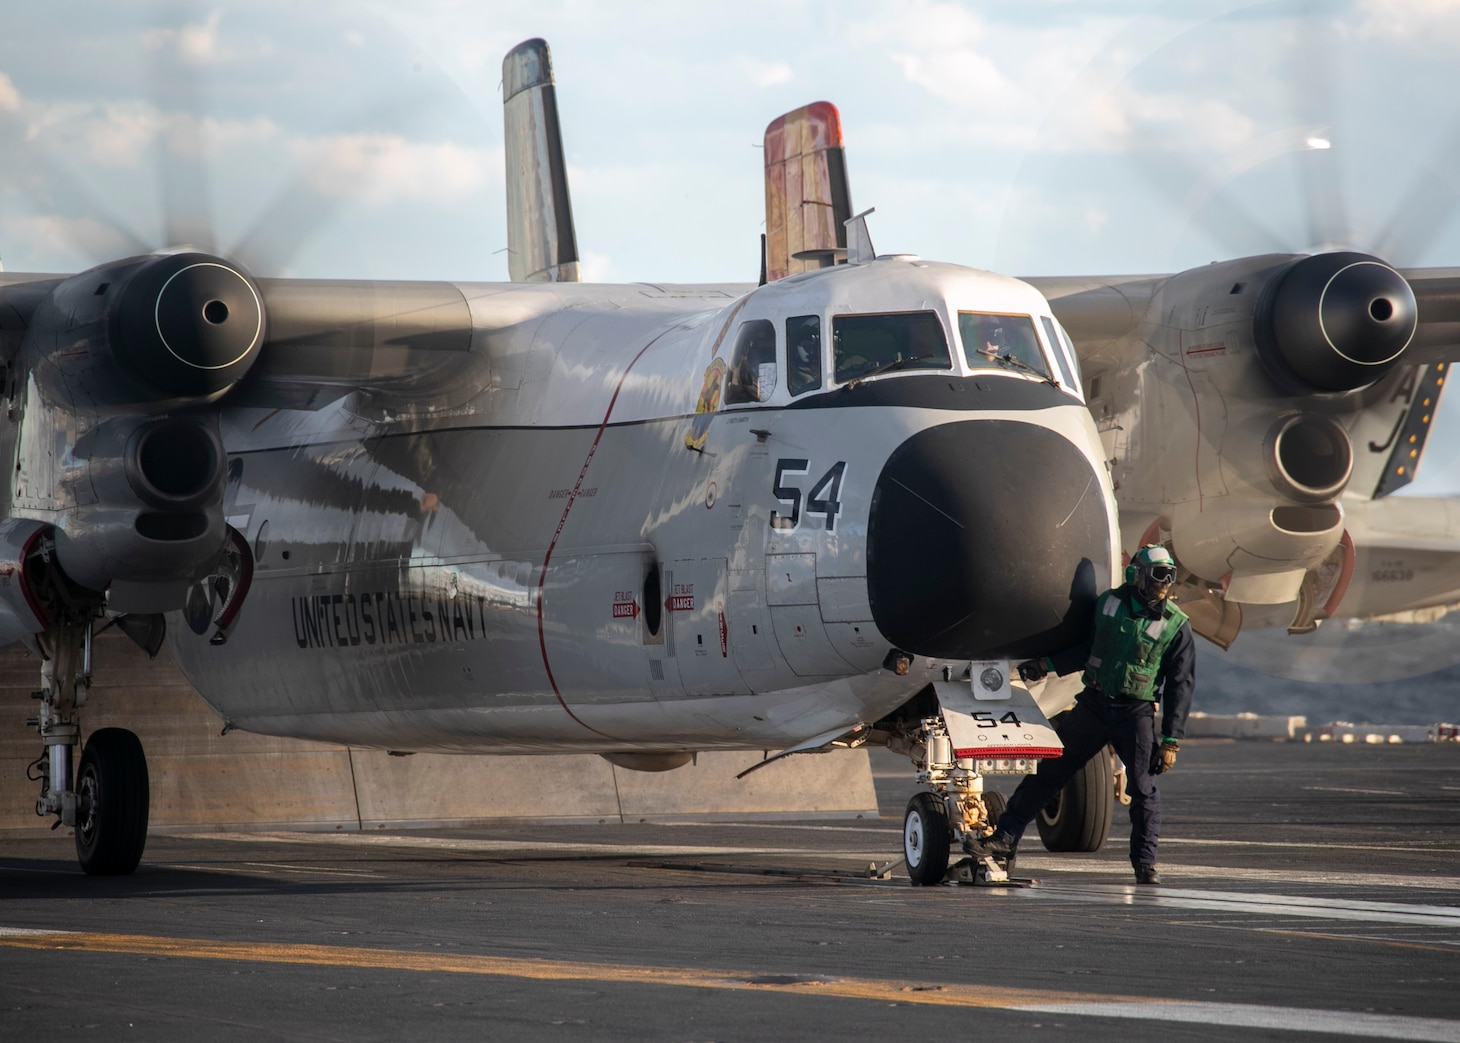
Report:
959,312,1051,379
1040,315,1080,393
832,311,950,384
725,319,777,404
1053,318,1083,387
786,315,822,396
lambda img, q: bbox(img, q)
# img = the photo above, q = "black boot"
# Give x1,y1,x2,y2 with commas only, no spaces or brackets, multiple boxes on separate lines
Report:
1134,863,1161,885
964,830,1016,860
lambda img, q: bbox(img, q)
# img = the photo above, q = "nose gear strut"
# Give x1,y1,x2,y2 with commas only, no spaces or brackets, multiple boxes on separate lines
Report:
884,668,1061,888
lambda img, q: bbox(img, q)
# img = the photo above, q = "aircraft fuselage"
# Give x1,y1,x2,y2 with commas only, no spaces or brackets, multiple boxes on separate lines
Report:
24,258,1119,755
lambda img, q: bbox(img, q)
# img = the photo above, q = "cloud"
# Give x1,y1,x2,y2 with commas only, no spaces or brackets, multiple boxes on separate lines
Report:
747,60,793,89
295,133,499,205
6,212,139,266
1353,0,1460,44
0,72,19,113
16,99,281,171
141,9,225,65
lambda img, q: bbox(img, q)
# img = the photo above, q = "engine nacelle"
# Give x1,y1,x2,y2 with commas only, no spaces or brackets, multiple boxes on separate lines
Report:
1253,251,1416,394
25,251,265,404
48,413,229,611
6,253,262,613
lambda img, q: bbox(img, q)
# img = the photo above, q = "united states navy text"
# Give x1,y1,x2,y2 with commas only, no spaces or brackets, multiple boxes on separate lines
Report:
292,592,490,649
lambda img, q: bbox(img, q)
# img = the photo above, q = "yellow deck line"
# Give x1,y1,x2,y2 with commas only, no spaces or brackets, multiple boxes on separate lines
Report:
0,930,1149,1011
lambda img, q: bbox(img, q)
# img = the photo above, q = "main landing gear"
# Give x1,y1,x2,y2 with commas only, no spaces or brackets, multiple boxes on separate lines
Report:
30,618,150,875
1035,744,1121,853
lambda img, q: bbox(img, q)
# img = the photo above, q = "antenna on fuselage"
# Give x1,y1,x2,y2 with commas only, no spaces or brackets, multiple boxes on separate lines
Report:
845,208,876,264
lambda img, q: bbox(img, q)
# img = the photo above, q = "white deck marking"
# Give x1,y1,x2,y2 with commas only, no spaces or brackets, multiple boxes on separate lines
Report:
1304,785,1406,795
1033,883,1460,927
1015,1001,1460,1041
1160,837,1460,854
1017,856,1460,892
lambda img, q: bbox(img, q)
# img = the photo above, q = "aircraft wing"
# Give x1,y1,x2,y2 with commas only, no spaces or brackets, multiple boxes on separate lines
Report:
1023,275,1166,358
1403,268,1460,365
0,269,494,410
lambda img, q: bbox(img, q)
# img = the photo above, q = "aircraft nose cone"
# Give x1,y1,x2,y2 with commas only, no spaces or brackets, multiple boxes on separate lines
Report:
867,419,1112,660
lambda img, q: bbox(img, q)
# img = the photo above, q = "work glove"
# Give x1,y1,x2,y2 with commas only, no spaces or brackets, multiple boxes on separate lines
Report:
1150,739,1179,775
1017,659,1048,684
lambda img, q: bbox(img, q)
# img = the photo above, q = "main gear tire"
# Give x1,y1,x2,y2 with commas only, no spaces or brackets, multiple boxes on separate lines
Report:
75,728,150,876
1035,745,1113,852
903,792,951,886
982,789,1007,826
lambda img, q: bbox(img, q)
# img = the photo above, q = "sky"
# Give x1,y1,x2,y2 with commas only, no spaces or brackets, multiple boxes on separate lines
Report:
3,0,1460,490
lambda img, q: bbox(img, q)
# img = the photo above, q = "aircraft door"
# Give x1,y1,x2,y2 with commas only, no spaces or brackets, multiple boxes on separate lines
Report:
667,558,745,697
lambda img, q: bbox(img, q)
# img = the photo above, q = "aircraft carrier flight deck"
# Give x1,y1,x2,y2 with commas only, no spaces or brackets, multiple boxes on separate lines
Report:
3,741,1459,1041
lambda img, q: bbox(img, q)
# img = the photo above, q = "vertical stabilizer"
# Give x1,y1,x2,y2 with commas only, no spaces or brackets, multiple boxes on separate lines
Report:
502,39,581,283
1345,363,1450,499
763,102,852,282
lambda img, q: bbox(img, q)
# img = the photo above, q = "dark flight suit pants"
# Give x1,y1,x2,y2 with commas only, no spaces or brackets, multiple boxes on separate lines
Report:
995,686,1162,867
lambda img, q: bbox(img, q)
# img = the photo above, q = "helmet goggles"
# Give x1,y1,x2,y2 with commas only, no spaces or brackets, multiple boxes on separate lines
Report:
1147,564,1177,584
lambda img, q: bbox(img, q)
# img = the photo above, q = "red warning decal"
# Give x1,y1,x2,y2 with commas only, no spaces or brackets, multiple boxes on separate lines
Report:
612,592,640,619
667,583,695,612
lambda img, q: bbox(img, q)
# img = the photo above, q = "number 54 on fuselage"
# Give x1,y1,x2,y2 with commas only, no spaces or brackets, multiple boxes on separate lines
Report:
170,255,1119,756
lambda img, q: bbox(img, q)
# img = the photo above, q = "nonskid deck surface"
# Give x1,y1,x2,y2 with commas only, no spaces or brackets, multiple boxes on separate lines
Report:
3,742,1458,1041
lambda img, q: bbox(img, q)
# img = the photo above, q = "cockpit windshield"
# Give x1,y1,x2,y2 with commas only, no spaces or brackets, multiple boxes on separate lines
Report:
833,311,951,383
959,312,1051,380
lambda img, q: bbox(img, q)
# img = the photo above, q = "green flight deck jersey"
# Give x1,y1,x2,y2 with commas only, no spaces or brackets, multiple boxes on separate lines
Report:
1082,590,1189,700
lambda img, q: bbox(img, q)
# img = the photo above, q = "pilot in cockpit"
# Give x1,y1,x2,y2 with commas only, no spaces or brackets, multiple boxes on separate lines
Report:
794,324,817,391
978,317,1008,358
789,322,821,395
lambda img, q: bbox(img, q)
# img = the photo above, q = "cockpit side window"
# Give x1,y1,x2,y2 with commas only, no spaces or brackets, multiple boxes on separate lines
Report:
959,312,1051,379
1054,318,1083,387
786,315,822,397
1040,315,1080,393
725,319,778,404
832,311,950,384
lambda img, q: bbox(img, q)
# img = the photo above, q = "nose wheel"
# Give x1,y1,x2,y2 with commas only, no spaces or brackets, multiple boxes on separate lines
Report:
903,791,952,885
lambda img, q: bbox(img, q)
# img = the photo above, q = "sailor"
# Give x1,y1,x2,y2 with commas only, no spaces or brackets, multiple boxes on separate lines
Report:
969,544,1195,885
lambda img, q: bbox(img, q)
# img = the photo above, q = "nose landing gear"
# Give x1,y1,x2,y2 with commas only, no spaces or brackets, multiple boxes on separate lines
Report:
902,790,951,885
888,671,1060,887
899,722,1020,886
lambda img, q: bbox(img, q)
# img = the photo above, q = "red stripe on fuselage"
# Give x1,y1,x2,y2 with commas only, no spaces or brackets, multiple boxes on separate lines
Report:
536,328,675,741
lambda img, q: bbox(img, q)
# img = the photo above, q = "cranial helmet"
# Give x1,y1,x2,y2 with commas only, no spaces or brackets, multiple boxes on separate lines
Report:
1126,544,1178,602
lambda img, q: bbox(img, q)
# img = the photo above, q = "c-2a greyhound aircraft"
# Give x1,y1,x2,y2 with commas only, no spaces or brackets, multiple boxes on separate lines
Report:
0,38,1117,883
763,49,1460,850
